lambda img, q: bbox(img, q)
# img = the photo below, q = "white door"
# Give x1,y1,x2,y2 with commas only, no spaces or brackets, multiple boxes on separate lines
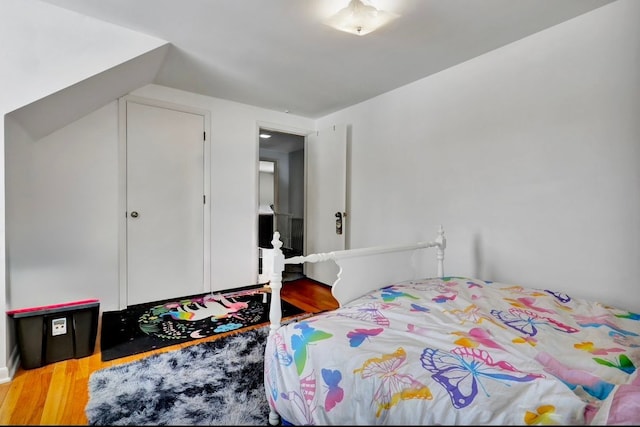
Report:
125,100,206,306
305,124,347,285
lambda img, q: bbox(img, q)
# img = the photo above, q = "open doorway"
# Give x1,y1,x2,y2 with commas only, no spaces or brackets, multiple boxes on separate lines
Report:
258,128,305,281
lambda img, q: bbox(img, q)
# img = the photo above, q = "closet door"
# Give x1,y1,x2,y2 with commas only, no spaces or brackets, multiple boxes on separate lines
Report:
125,100,206,306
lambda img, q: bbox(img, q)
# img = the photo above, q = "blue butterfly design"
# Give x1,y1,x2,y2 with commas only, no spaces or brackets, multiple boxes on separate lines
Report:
291,322,333,375
420,347,541,409
380,287,419,302
347,327,383,347
321,368,344,411
410,303,430,313
615,311,640,321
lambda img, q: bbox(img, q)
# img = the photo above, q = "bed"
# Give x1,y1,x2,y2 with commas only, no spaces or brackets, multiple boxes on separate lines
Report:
262,226,640,425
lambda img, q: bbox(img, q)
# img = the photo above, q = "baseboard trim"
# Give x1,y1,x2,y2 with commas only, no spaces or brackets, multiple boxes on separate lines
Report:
0,345,21,383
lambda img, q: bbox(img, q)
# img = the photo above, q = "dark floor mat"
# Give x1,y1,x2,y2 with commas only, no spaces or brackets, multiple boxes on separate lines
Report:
100,284,305,361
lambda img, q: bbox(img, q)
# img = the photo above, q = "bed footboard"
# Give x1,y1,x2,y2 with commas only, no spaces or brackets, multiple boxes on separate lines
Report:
264,225,446,334
262,226,445,425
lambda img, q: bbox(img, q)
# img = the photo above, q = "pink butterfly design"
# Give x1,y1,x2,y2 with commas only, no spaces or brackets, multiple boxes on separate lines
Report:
535,351,615,401
574,313,639,337
451,327,506,350
433,294,457,303
407,323,430,336
347,327,384,347
321,368,344,412
491,308,578,336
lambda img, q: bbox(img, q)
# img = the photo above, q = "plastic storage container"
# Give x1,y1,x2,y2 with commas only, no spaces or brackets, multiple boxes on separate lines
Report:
7,299,99,370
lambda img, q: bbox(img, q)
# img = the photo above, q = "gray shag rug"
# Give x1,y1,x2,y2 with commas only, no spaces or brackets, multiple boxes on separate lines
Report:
86,326,271,425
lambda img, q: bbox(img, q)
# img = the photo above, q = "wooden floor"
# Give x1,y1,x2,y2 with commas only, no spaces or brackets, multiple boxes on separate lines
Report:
0,279,338,425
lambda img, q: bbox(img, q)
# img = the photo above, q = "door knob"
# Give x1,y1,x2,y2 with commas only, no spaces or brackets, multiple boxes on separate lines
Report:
130,211,139,218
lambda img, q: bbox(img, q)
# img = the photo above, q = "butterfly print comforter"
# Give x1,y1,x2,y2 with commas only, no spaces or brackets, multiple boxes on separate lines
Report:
264,277,640,425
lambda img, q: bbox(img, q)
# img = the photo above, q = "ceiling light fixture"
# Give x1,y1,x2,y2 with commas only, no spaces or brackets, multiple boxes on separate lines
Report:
259,133,272,139
324,0,398,36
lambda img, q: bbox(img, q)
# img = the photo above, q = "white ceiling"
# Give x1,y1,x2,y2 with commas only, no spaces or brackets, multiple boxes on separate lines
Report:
41,0,614,119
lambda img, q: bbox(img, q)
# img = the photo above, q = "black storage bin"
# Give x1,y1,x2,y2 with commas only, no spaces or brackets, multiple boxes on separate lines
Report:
7,299,99,370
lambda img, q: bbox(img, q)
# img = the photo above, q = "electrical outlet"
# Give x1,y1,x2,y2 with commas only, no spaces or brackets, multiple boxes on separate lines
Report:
51,317,67,336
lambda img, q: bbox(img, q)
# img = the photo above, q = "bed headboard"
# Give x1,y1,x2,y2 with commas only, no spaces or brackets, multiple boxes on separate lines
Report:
263,226,446,332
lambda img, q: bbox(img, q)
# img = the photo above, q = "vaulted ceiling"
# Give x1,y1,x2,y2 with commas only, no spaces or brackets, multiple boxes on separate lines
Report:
41,0,615,119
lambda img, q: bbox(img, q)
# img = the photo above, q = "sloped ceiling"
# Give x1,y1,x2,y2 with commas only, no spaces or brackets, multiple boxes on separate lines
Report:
40,0,615,119
4,0,169,139
9,46,168,140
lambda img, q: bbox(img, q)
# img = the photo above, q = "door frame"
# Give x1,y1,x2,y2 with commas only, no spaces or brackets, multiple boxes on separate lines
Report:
255,121,311,281
118,95,212,309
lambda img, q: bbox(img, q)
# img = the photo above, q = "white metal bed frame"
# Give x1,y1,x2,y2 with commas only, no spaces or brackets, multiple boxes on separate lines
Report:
261,225,446,425
262,225,446,334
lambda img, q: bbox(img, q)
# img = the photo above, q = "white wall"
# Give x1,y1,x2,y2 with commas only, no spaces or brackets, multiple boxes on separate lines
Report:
0,0,169,383
129,85,314,291
319,0,640,312
2,83,314,379
6,83,314,313
5,104,120,309
0,0,314,382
